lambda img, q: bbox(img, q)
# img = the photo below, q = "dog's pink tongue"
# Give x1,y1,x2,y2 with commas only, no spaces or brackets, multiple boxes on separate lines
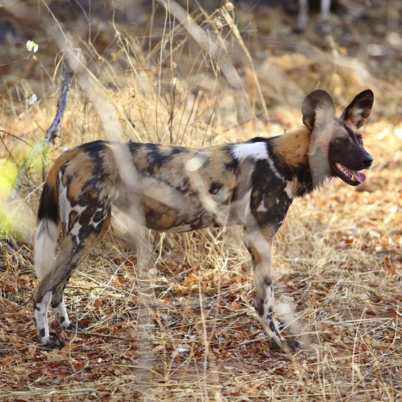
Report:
355,172,366,184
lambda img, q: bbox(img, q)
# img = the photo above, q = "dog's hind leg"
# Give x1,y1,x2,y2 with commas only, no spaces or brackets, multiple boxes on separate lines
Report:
33,202,111,348
52,279,73,330
34,235,76,348
245,225,301,352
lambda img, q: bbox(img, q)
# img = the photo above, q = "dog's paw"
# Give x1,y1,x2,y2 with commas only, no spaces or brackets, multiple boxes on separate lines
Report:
64,320,87,332
260,295,308,353
266,322,305,353
64,322,76,331
255,310,289,353
266,319,303,353
286,338,302,351
40,333,65,350
269,335,301,353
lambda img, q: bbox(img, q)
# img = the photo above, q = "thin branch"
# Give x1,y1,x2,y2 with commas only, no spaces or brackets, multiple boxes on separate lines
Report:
0,129,32,146
46,64,74,144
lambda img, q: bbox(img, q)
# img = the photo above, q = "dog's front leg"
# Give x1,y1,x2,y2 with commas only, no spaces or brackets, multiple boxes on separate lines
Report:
244,225,301,352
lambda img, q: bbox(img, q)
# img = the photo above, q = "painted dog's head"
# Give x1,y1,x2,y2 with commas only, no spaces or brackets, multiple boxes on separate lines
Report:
302,89,374,187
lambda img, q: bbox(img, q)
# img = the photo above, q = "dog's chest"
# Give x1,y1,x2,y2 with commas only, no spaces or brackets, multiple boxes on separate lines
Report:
247,159,296,228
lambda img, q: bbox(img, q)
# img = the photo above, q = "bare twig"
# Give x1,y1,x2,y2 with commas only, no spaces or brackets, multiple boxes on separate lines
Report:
46,64,74,144
0,130,32,146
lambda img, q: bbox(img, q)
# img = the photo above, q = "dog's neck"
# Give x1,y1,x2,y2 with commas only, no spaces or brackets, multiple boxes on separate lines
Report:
271,127,310,167
270,126,331,195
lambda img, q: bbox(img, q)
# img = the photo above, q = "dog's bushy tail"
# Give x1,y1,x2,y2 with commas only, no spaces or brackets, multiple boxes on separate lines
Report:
34,181,59,280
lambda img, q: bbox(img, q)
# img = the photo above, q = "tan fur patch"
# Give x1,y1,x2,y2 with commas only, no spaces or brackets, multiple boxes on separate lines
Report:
131,146,150,172
142,196,179,230
63,151,96,202
46,148,80,194
271,127,311,167
160,153,194,186
245,226,275,267
207,150,237,189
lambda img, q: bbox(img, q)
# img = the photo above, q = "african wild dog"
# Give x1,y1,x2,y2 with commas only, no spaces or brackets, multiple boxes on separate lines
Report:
33,89,374,350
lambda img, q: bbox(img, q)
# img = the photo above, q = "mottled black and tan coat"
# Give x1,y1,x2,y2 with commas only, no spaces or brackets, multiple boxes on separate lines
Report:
33,89,374,350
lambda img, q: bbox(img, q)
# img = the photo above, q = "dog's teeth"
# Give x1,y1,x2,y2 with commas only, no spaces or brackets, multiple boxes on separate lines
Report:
336,163,359,181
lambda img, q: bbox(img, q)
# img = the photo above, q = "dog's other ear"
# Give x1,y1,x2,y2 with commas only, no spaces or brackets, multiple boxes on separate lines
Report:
341,89,374,128
302,90,335,131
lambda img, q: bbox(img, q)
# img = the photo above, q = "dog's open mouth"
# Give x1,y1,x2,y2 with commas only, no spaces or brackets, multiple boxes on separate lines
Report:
332,162,366,186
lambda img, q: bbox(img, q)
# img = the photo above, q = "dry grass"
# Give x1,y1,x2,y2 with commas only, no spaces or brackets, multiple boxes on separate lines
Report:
0,2,401,401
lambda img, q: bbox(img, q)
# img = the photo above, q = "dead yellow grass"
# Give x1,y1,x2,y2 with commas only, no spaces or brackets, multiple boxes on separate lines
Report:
0,3,401,401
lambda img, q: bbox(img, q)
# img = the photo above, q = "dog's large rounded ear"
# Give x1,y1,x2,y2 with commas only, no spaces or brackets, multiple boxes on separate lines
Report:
302,90,335,131
341,89,374,128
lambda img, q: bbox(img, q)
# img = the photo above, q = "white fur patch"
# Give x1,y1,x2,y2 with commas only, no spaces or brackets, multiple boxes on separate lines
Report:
70,222,82,242
352,108,364,117
256,200,267,212
59,180,70,223
245,230,272,264
284,181,295,199
263,284,285,342
55,298,71,329
34,291,52,343
186,154,207,172
231,142,268,161
34,219,58,280
266,155,285,182
264,284,275,313
59,181,86,225
88,207,106,229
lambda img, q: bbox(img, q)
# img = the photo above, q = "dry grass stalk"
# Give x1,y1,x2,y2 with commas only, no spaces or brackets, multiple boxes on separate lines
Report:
157,0,253,125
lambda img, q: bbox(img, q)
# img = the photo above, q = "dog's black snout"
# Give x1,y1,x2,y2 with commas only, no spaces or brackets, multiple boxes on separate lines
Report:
362,155,373,168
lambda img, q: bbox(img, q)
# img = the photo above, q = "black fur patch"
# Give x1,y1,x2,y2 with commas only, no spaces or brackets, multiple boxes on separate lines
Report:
38,183,59,225
269,320,277,332
82,141,109,180
147,145,183,167
78,140,109,154
250,157,291,228
139,144,186,175
247,136,278,143
176,177,190,193
209,181,222,194
223,147,239,172
264,277,272,287
255,299,264,317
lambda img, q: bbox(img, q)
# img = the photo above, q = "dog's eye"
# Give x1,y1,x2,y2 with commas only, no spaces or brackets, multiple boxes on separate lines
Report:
356,134,363,144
